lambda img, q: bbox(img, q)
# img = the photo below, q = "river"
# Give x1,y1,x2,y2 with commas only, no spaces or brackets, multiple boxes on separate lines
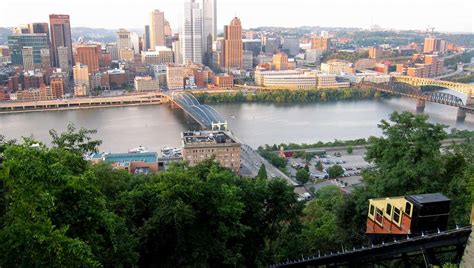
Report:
1,96,473,152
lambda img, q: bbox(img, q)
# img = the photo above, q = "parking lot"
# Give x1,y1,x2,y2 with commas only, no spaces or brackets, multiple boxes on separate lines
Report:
286,148,371,193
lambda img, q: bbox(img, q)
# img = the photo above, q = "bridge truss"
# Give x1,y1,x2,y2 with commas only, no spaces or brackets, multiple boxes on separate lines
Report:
171,92,228,130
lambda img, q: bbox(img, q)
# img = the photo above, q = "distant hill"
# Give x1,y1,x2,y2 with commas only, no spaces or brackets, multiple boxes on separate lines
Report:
0,27,11,45
71,27,117,43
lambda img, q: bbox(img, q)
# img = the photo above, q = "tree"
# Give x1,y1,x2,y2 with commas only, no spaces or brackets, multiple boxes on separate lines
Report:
296,169,309,184
347,146,353,154
257,163,268,179
364,111,447,196
315,160,324,171
49,123,102,154
301,186,345,253
328,165,344,178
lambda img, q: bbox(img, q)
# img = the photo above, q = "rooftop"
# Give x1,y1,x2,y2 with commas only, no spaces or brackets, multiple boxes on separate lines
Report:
182,131,239,147
104,152,158,164
406,193,450,205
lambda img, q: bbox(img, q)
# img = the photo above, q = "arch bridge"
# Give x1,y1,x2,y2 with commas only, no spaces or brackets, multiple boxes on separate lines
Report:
358,77,474,120
170,91,228,130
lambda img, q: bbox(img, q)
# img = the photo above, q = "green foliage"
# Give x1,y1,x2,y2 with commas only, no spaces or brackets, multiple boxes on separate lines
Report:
296,169,309,184
322,50,369,63
194,88,377,104
0,133,303,266
447,73,474,83
301,186,346,252
49,123,102,154
259,150,287,169
347,146,353,154
315,160,324,171
257,163,268,179
444,50,474,67
328,165,344,178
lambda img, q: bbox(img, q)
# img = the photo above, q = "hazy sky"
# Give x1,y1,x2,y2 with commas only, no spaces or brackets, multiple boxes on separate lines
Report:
1,0,473,33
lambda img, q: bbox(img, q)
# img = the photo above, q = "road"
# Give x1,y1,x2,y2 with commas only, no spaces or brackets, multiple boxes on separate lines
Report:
240,143,298,186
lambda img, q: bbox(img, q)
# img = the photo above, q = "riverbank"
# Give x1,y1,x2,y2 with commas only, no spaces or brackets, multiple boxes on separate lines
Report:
193,88,381,104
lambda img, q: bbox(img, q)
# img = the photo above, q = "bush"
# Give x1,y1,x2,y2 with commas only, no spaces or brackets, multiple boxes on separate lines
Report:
328,165,344,178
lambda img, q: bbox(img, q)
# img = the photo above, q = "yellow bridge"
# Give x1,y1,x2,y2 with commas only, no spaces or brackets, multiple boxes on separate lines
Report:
392,76,474,102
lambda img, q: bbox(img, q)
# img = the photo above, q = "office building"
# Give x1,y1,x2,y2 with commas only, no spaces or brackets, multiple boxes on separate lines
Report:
21,47,34,71
316,73,350,89
311,36,330,52
282,36,300,57
49,14,73,68
423,37,441,54
166,65,187,89
141,46,174,65
57,46,70,72
242,50,253,70
117,29,132,56
50,77,65,98
255,69,317,89
182,0,203,64
164,20,172,37
75,44,101,73
40,48,51,68
119,48,134,61
73,63,90,90
181,131,241,173
305,49,322,64
8,34,49,67
320,60,354,75
243,39,262,56
262,36,279,54
134,76,160,91
144,25,151,51
223,17,243,69
130,32,140,54
202,0,217,64
106,44,119,60
368,46,383,59
214,74,234,88
272,52,289,70
28,23,50,38
172,39,183,64
150,10,165,48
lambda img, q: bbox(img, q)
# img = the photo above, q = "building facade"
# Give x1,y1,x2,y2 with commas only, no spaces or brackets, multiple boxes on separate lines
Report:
224,17,243,69
181,131,241,173
49,14,73,68
75,44,101,74
8,34,49,67
134,76,160,91
150,10,165,48
182,0,203,64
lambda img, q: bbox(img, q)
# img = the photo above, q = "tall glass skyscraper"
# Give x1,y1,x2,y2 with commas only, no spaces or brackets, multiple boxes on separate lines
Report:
182,0,203,64
8,34,49,67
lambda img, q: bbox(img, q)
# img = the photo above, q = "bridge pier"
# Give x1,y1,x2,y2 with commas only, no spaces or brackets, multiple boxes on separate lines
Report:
457,108,467,121
416,99,425,113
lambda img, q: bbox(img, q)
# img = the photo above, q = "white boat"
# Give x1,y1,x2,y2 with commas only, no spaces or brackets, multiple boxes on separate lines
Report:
128,145,148,154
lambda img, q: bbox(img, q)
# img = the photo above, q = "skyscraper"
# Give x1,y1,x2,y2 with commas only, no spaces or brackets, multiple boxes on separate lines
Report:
182,0,203,64
150,10,165,49
423,37,441,54
28,23,50,40
144,25,151,51
75,44,101,74
8,34,49,67
202,0,217,65
224,17,243,69
57,46,70,72
49,14,73,68
116,29,132,59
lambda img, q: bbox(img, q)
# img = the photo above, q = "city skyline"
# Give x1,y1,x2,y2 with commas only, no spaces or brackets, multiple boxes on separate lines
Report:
1,0,473,33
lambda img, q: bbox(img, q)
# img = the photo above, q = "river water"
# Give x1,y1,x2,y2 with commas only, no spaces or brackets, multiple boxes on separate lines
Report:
1,96,473,152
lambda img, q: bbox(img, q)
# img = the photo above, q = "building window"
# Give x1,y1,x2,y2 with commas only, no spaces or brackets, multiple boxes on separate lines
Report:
386,203,392,216
393,208,401,224
405,202,412,215
369,205,375,216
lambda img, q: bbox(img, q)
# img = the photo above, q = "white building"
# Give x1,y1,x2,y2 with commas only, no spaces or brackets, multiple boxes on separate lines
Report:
134,76,160,91
201,0,217,56
321,60,355,75
130,32,140,54
305,49,323,64
141,47,174,65
182,0,203,64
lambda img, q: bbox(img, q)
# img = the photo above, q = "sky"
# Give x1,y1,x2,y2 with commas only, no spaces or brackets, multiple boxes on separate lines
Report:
1,0,473,33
